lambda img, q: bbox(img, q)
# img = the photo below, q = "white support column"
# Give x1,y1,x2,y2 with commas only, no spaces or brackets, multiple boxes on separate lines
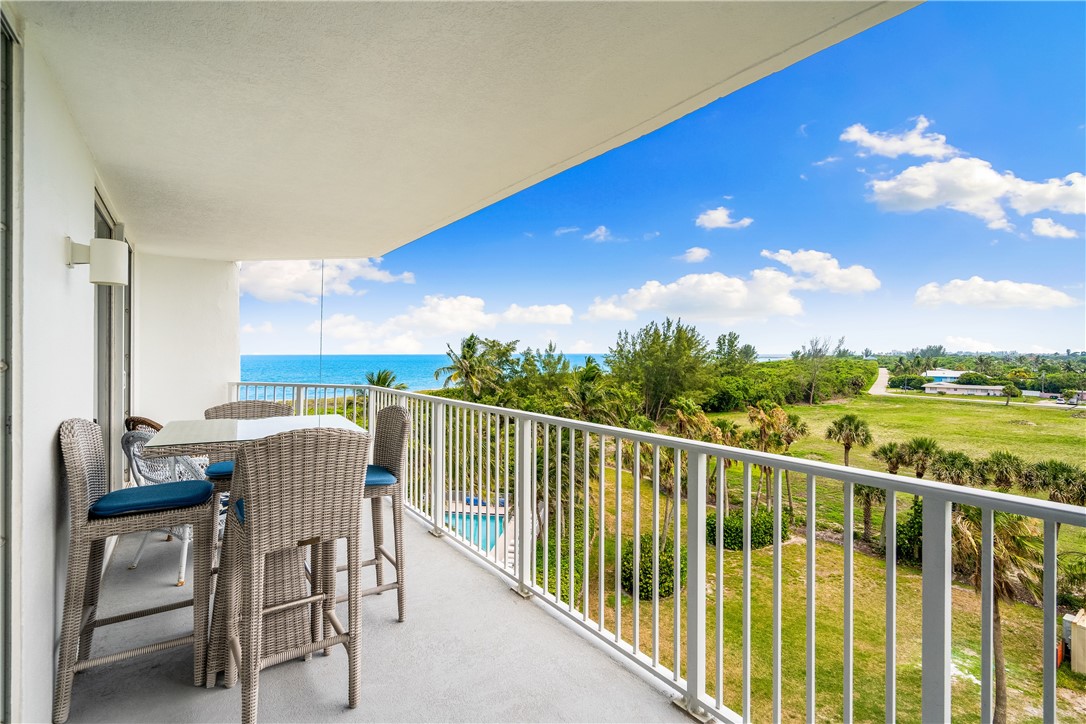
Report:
921,495,952,723
1043,519,1057,722
683,452,707,717
515,417,534,598
430,401,446,536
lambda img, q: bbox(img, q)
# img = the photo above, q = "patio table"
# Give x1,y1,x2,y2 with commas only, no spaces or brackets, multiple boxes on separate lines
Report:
145,414,367,687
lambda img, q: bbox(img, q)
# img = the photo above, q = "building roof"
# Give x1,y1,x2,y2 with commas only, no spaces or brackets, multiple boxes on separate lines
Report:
922,382,1006,391
924,369,965,377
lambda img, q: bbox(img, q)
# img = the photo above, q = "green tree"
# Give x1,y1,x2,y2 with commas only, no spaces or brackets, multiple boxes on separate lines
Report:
854,484,885,542
606,318,712,422
872,442,909,544
952,507,1042,724
434,334,494,399
562,357,616,424
1000,383,1020,406
824,413,872,467
1021,460,1086,539
792,336,834,404
365,368,408,390
778,412,809,513
712,331,758,376
1062,387,1079,405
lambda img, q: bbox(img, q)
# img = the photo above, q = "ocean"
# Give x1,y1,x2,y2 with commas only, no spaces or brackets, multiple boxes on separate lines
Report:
241,353,791,391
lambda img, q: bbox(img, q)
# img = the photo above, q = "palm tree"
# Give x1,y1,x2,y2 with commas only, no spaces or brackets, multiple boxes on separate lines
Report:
562,357,616,424
904,436,942,480
932,450,974,486
365,368,408,390
434,334,494,399
778,413,809,513
1021,460,1086,538
872,441,910,545
952,507,1042,724
824,414,872,467
748,404,787,511
977,450,1025,491
714,420,741,516
853,484,885,542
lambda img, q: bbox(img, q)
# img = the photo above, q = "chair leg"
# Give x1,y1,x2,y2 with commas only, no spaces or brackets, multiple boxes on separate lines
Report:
177,525,191,587
78,539,106,662
371,497,384,588
241,553,265,724
346,534,362,709
53,538,91,724
129,531,152,569
191,516,214,687
392,485,406,622
309,543,321,660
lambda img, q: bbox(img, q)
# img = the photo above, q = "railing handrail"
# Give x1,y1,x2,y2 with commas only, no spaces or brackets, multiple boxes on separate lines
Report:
232,380,1085,526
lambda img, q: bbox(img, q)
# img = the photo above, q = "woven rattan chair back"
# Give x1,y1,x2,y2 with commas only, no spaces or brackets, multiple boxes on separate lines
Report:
204,400,293,420
222,426,371,723
372,404,410,479
60,418,110,518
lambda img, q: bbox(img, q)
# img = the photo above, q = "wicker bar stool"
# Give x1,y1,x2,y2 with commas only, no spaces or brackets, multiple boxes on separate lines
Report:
346,405,410,621
219,427,371,724
54,419,216,724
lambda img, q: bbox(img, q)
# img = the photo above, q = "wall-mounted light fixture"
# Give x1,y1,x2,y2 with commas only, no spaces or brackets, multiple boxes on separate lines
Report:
66,236,130,286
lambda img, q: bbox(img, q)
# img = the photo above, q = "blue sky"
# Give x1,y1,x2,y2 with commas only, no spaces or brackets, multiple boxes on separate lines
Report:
240,2,1086,357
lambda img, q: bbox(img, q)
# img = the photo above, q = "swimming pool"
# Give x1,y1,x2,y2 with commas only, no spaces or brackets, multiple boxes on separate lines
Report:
445,512,506,550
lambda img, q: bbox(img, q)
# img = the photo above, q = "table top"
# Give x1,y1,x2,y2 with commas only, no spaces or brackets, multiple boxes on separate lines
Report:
146,414,364,449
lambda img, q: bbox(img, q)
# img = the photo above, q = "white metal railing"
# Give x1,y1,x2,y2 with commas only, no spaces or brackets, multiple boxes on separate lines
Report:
232,381,1084,723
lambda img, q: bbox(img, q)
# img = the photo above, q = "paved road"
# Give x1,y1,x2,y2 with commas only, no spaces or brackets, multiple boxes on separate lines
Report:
868,367,1073,409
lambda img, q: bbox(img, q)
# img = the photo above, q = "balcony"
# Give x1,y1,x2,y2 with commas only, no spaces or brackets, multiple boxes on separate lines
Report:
63,382,1084,722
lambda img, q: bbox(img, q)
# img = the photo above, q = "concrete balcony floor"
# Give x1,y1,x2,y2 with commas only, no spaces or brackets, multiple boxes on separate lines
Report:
66,502,686,723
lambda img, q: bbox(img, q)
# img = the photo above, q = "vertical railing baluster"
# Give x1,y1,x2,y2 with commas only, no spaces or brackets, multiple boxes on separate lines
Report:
568,427,575,612
431,401,445,536
543,424,550,591
652,444,660,667
980,506,993,723
685,451,707,717
516,417,533,596
556,426,563,603
773,468,783,722
633,441,641,654
1043,519,1057,722
844,478,854,722
886,486,897,724
742,462,752,724
921,495,952,722
615,436,623,643
673,447,681,681
715,457,724,711
583,429,590,620
806,473,817,723
598,433,605,632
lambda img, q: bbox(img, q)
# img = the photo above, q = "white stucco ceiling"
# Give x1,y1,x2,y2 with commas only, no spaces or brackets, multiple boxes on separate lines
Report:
17,1,914,261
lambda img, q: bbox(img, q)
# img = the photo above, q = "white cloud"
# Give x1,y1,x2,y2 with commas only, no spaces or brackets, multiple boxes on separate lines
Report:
761,249,880,293
915,276,1078,310
311,295,571,353
583,269,802,324
677,247,711,263
1008,173,1085,216
945,335,996,353
241,321,274,334
869,157,1014,230
812,156,841,166
584,225,613,242
1032,217,1079,239
569,339,597,353
695,206,753,230
555,226,581,236
1029,344,1058,354
239,258,414,303
643,231,661,240
840,115,959,159
501,303,573,325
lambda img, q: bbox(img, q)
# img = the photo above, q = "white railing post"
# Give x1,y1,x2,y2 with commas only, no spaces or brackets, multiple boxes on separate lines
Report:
292,385,304,415
515,417,534,598
366,386,377,429
683,452,708,717
430,400,446,537
921,495,952,723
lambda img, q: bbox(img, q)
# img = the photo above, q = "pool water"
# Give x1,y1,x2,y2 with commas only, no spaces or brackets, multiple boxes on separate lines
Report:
446,512,505,550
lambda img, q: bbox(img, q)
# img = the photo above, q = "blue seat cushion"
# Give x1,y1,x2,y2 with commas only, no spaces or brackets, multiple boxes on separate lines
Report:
235,499,245,525
366,464,396,486
90,480,214,518
204,461,234,479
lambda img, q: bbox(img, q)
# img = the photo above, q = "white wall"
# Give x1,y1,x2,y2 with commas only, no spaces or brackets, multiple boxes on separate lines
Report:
133,252,239,421
10,26,98,723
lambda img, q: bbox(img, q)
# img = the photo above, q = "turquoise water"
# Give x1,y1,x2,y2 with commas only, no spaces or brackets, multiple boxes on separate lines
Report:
241,354,602,392
445,512,505,550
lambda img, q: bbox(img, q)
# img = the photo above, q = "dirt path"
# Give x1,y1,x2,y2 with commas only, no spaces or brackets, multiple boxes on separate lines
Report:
869,367,890,395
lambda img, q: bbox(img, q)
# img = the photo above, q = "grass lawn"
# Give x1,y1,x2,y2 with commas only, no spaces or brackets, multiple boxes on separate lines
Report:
531,443,1086,722
709,394,1086,554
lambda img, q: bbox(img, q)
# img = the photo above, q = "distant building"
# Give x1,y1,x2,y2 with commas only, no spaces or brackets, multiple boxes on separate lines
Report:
922,382,1005,396
924,368,966,383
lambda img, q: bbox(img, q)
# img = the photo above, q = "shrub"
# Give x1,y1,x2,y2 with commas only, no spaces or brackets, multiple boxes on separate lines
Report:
706,509,789,550
621,533,686,600
957,372,991,386
896,497,924,565
887,374,929,390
